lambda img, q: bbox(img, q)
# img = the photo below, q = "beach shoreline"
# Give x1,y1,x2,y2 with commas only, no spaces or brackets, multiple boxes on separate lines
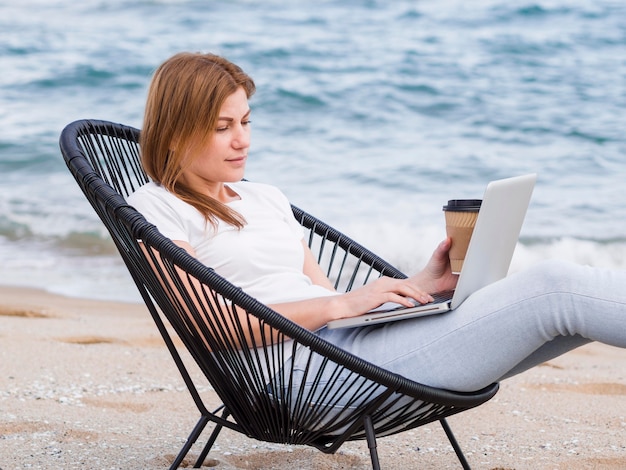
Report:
1,284,625,469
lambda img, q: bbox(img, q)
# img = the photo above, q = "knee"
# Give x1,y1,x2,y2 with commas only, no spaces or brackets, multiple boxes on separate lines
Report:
522,259,584,293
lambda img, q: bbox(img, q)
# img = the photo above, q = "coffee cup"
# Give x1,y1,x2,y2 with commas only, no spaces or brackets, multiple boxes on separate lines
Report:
442,199,482,274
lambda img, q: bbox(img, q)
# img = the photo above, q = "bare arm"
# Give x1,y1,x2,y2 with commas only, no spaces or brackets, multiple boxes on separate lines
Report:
169,237,458,335
276,237,459,328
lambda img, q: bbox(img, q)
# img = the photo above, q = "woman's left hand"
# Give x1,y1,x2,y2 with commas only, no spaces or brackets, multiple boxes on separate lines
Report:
410,238,458,294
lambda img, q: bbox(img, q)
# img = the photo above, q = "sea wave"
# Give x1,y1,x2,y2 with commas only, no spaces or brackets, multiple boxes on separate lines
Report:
1,220,623,304
0,0,624,300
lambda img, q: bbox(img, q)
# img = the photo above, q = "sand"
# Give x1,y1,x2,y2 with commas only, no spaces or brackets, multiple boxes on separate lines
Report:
1,284,625,470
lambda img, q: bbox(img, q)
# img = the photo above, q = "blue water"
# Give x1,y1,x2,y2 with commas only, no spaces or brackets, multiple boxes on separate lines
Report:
1,0,625,302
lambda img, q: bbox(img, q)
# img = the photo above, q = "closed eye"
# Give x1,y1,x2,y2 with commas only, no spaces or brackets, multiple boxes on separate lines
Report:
216,119,251,133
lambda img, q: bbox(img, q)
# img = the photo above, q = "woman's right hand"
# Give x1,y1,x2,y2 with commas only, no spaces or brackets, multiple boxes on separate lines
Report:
272,239,454,330
329,276,435,321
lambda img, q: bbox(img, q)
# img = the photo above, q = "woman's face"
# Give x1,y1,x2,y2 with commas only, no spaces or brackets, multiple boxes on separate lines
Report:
181,86,251,195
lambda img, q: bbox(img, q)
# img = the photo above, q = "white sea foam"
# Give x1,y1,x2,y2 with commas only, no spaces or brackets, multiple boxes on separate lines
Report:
1,220,623,304
341,222,626,276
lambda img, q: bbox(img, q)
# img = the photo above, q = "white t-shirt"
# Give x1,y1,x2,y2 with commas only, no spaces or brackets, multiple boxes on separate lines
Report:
127,180,335,305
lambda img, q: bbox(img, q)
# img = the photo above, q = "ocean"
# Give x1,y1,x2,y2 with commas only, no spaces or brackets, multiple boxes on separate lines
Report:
1,0,625,302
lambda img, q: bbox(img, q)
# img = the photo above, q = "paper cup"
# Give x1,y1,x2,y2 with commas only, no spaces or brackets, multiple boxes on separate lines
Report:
442,199,482,274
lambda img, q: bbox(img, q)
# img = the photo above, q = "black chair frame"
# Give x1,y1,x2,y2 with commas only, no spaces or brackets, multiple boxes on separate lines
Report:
60,119,498,470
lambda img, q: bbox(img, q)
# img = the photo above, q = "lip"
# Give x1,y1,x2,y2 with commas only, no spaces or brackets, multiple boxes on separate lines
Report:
226,155,247,165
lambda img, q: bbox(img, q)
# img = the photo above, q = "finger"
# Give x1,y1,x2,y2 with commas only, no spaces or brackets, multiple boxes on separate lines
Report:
435,238,452,256
413,292,435,304
394,284,434,305
381,278,435,305
391,292,434,306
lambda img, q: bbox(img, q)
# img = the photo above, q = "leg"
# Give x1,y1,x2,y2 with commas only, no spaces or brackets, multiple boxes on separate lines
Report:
169,415,210,470
363,414,381,470
318,260,626,391
498,334,589,380
440,418,471,470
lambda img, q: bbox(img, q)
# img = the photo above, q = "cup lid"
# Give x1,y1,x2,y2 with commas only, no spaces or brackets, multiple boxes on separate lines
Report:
442,199,482,211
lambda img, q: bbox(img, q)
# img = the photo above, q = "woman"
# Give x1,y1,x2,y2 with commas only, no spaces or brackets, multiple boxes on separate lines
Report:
128,52,626,393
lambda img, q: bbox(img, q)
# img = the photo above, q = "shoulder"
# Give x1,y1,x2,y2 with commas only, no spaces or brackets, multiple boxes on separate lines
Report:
126,182,201,242
230,180,291,205
128,181,182,207
230,180,284,197
230,181,297,223
128,181,166,201
127,182,198,221
128,181,172,197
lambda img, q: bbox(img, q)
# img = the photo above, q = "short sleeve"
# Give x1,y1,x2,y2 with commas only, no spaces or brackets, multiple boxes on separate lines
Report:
127,183,192,243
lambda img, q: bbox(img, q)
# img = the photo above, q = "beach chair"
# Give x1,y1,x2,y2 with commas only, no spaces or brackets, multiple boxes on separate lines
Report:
59,119,499,470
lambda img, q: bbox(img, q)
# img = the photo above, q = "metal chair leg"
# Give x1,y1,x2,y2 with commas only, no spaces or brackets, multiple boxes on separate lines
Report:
440,418,471,470
169,415,210,470
363,414,381,470
193,408,230,468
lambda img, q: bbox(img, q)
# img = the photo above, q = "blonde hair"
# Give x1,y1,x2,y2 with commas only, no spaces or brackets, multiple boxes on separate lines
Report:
141,52,256,229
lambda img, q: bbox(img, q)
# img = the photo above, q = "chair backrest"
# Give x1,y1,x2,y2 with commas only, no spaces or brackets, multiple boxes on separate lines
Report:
60,119,498,447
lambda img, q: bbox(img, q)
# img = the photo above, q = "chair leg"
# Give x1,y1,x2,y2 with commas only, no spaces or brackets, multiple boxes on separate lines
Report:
439,418,471,470
193,408,230,468
169,415,210,470
363,414,381,470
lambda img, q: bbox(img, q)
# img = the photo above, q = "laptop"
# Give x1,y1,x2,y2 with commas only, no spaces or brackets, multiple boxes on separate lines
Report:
326,173,537,329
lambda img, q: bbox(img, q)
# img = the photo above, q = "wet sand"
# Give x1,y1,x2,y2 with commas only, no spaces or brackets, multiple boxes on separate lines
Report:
1,285,625,469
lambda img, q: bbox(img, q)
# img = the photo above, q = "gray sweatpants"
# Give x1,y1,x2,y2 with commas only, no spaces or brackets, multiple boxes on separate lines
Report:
310,259,626,392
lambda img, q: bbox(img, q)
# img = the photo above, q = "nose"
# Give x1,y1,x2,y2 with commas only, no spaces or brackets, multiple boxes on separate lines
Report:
232,123,250,150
